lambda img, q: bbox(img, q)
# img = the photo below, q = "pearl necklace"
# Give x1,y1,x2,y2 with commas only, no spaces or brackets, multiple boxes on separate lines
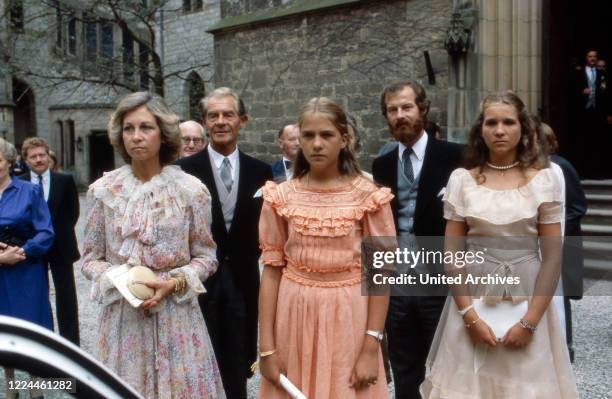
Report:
486,161,519,176
486,161,519,170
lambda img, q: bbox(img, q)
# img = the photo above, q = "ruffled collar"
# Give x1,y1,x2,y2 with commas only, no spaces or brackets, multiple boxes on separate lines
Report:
263,177,394,237
91,165,197,263
444,168,562,225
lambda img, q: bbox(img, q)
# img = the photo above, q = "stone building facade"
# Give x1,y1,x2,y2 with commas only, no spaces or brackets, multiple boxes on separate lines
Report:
0,0,602,184
211,0,453,167
209,0,549,168
0,0,219,187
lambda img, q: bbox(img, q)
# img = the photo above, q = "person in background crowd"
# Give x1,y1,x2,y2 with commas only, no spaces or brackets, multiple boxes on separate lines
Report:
179,120,207,158
572,49,609,178
346,113,374,180
271,124,299,182
20,137,80,345
81,92,225,398
0,137,54,399
48,150,60,172
372,81,463,399
177,87,272,399
420,91,579,398
10,153,29,176
258,97,395,398
539,121,587,363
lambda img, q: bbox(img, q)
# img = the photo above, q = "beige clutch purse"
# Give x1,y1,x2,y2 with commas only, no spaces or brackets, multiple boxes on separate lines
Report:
126,266,157,300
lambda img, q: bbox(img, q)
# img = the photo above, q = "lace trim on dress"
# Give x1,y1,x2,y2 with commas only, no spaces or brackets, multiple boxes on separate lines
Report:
286,258,357,273
443,168,563,225
262,180,393,237
282,267,363,287
260,244,285,267
90,165,205,263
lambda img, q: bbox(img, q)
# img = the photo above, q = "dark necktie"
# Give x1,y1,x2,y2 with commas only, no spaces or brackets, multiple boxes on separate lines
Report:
37,174,44,193
284,160,292,170
402,148,414,183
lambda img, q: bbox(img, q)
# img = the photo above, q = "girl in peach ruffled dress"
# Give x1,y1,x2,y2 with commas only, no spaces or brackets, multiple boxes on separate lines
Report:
257,97,396,399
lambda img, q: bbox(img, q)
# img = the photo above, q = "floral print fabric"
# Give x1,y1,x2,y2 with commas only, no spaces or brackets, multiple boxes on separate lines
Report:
81,165,225,398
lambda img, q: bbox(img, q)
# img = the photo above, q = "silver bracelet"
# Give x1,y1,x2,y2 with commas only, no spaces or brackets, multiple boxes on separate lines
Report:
519,318,537,333
458,303,474,317
365,330,384,342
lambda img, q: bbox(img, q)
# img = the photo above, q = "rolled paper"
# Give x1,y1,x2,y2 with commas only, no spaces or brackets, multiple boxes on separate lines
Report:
279,374,307,399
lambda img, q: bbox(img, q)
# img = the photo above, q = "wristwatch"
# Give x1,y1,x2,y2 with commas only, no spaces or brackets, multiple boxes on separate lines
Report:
365,330,384,342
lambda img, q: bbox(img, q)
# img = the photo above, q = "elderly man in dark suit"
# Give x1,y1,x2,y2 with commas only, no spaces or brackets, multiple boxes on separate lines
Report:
20,137,80,345
271,123,299,182
176,87,272,399
372,81,462,399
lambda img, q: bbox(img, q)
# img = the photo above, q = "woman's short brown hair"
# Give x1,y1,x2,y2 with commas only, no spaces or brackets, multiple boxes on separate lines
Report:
108,92,181,166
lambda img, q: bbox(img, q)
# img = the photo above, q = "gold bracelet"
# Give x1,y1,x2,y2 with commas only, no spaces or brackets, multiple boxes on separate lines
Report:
259,349,277,358
171,274,187,295
250,349,277,373
465,317,480,329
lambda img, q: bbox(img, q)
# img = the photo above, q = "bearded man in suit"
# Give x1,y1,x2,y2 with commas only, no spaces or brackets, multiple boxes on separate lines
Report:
372,81,463,399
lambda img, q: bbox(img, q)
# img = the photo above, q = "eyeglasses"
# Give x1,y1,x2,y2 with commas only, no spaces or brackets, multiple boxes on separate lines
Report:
182,137,204,145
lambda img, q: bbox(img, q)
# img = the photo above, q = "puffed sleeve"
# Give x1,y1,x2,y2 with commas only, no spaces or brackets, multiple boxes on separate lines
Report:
81,185,120,305
363,187,396,237
537,168,564,224
22,185,54,258
169,183,218,303
259,181,287,267
442,168,468,222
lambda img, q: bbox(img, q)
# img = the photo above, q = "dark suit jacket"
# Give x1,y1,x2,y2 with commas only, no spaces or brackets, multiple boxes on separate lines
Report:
176,148,273,362
20,171,80,263
372,138,464,237
574,66,606,113
552,154,587,299
271,159,287,183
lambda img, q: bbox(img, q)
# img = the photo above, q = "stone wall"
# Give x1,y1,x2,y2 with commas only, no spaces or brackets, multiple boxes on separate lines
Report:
159,0,219,119
212,0,453,169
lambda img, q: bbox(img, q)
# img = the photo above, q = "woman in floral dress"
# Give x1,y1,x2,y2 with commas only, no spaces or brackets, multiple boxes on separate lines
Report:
81,92,225,398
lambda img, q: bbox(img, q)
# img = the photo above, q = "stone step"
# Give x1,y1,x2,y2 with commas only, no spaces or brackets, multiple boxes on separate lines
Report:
583,240,612,253
585,193,612,202
581,224,612,235
582,181,612,195
582,208,612,225
584,258,612,278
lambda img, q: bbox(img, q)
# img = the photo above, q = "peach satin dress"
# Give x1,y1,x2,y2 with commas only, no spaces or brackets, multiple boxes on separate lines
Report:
258,176,395,399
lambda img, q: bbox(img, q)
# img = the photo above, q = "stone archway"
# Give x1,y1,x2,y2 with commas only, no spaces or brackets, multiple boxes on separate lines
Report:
187,71,205,122
12,77,37,145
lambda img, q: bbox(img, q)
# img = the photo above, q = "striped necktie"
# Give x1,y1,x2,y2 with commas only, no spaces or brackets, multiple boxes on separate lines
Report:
402,148,414,183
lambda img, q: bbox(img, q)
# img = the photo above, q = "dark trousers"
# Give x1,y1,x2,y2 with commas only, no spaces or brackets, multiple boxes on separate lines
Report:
386,295,446,399
564,297,574,362
200,266,251,399
46,259,80,345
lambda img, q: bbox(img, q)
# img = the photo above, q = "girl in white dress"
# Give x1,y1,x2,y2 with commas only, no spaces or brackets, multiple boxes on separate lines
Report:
420,91,579,398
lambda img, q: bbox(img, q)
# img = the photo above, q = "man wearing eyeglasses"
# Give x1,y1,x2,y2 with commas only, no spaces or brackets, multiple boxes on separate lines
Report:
179,120,207,158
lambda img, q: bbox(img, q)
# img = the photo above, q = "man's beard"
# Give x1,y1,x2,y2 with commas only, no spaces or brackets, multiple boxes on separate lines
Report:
390,118,424,145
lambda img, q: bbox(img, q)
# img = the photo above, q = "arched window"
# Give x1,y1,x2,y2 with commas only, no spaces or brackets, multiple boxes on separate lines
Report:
187,71,205,121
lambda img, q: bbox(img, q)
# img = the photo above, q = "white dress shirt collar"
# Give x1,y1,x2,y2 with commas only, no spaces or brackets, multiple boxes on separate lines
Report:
208,145,239,177
29,168,51,201
398,131,428,161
